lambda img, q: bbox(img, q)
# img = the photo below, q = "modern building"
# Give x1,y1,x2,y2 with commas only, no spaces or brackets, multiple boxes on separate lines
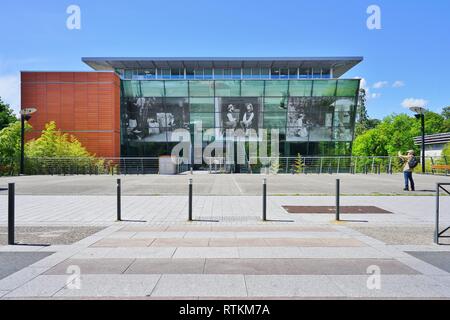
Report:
21,57,363,161
414,133,450,158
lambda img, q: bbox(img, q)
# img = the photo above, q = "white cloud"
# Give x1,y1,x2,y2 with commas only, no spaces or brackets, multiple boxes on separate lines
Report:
392,80,405,88
371,93,382,99
401,98,428,109
0,74,20,115
373,81,389,89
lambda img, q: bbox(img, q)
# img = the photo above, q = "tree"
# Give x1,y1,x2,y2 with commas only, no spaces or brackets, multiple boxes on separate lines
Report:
0,97,17,130
355,89,381,136
0,121,32,174
352,111,448,157
26,121,93,158
442,106,450,120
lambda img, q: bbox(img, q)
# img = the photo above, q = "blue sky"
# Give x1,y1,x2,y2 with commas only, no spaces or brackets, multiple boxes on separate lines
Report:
0,0,449,119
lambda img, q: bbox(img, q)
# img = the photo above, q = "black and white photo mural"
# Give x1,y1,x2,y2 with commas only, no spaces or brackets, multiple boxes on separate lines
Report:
216,97,263,138
287,97,334,142
123,97,189,142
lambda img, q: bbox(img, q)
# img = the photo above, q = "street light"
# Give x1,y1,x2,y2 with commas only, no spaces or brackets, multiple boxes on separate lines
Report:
19,107,37,175
409,106,427,174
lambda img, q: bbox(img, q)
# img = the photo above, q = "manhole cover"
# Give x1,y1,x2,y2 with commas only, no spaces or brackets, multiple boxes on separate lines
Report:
283,206,392,214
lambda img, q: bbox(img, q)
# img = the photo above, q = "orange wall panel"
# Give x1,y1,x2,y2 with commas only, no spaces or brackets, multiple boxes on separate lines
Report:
21,72,121,158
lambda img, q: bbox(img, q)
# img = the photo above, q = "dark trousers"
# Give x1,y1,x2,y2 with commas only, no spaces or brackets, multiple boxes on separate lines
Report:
404,171,415,190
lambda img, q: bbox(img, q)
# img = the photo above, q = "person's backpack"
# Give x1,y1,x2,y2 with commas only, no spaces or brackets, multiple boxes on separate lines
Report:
408,157,419,169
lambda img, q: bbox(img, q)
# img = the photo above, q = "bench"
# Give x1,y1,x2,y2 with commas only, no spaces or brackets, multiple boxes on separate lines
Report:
432,165,450,170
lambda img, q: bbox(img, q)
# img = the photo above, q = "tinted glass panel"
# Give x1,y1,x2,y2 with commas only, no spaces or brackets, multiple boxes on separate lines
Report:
336,80,360,96
289,81,312,96
264,97,288,112
215,81,241,96
312,80,337,97
165,81,188,97
140,81,164,97
241,81,265,97
190,97,215,113
189,81,214,96
122,81,141,98
265,81,288,97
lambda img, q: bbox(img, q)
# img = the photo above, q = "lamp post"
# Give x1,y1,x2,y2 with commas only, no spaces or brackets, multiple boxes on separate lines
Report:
19,108,37,175
409,106,427,174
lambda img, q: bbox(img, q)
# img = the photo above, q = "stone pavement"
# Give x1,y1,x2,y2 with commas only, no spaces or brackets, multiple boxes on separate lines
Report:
1,173,449,196
0,194,449,299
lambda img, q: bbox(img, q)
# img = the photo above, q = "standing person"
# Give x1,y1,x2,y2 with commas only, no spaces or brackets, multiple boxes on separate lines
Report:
240,103,255,134
398,150,418,191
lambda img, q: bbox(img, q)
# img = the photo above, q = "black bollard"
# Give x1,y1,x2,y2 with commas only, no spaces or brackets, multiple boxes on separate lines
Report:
336,179,340,221
188,179,193,221
262,178,267,221
8,183,15,245
117,179,122,221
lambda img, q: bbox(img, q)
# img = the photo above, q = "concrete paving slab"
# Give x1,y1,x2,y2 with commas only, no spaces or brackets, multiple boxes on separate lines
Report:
0,252,54,280
406,251,450,273
125,259,205,274
245,275,345,297
71,248,115,259
204,259,418,275
5,275,67,298
266,238,366,247
151,238,209,247
298,247,389,259
0,267,49,291
54,275,161,298
173,247,239,259
238,247,302,259
104,247,176,259
208,239,268,247
152,274,247,297
132,232,186,239
91,238,155,248
330,275,450,298
44,259,135,275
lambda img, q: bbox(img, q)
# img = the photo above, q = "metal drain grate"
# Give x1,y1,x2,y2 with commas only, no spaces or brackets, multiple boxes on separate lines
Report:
283,206,392,214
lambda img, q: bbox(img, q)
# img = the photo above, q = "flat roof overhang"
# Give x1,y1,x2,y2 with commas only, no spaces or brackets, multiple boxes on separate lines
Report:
82,57,363,78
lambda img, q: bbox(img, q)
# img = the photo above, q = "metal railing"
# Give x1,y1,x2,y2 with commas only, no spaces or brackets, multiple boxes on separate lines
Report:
251,156,450,175
0,155,449,176
435,183,450,245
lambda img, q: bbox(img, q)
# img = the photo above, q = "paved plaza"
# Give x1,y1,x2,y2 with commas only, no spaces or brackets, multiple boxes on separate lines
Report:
1,173,449,196
0,174,450,299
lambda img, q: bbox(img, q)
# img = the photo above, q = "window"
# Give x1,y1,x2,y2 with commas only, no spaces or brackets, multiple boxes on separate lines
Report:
271,68,280,79
122,81,141,98
194,69,204,80
140,81,164,97
232,68,241,79
289,81,312,96
289,68,298,79
215,81,241,97
186,68,195,79
165,81,188,97
336,80,359,97
312,80,337,97
189,81,214,96
160,68,171,79
171,68,184,79
241,81,265,96
251,68,261,79
204,68,213,80
190,97,215,113
265,80,288,97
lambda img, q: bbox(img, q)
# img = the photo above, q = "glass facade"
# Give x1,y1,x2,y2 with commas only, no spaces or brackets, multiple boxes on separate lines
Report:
116,67,333,80
121,79,360,158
